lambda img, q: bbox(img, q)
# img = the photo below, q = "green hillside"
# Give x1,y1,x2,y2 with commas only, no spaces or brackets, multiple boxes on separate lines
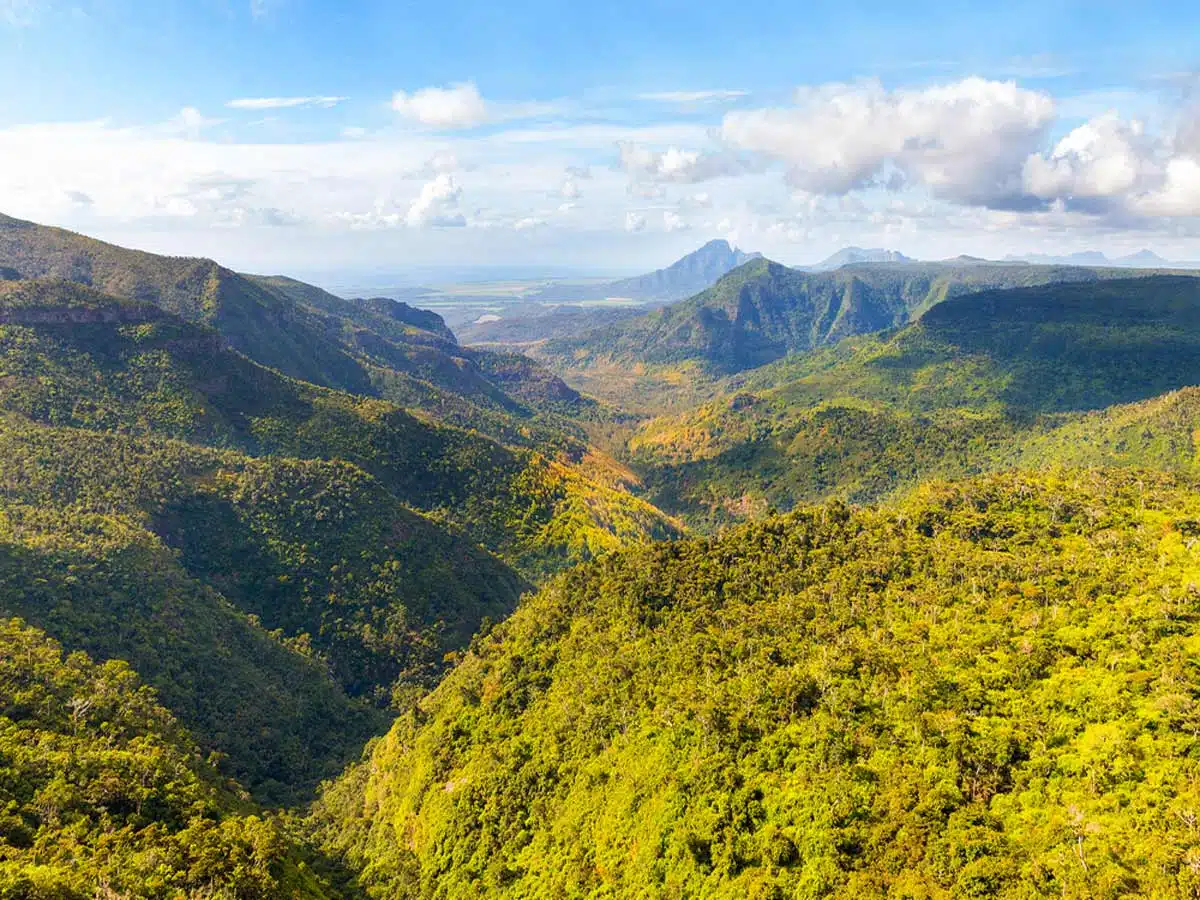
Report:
0,466,386,805
0,617,357,898
0,278,681,577
0,214,596,454
536,259,1193,408
314,470,1200,899
0,411,526,701
629,276,1200,525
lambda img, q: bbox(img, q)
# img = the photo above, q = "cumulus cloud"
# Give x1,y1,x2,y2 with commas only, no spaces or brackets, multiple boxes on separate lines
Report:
1137,158,1200,216
228,96,345,110
392,82,489,129
618,141,746,183
423,151,460,175
513,216,546,231
163,107,223,139
663,211,689,232
624,211,647,233
722,77,1055,208
1020,108,1200,217
406,174,466,227
1022,113,1161,212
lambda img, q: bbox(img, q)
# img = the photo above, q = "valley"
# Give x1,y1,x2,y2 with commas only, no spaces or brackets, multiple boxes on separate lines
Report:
5,216,1200,898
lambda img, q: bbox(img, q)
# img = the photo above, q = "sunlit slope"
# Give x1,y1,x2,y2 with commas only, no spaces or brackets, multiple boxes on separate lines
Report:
0,617,354,897
629,276,1200,524
0,279,682,576
315,470,1200,899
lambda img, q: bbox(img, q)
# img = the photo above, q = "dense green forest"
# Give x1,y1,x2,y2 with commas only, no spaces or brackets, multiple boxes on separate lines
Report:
0,278,680,577
536,258,1186,410
0,212,598,456
627,276,1200,527
7,215,1200,897
314,470,1200,899
0,617,353,898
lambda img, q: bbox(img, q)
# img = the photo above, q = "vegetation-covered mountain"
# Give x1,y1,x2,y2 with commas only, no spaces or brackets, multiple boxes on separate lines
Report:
15,212,1200,899
628,276,1200,525
0,468,383,806
537,258,1188,395
0,213,595,454
314,470,1200,899
0,274,679,806
0,278,680,577
0,409,525,697
0,617,358,898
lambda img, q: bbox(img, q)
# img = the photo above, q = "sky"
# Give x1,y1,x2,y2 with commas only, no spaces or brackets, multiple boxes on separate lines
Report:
2,0,1199,279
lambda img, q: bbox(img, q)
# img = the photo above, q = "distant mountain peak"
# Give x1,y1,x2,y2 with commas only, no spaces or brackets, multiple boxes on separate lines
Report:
1118,249,1169,265
811,247,913,270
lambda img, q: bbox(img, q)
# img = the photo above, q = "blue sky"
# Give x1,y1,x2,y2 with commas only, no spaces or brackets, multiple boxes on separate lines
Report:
2,0,1199,277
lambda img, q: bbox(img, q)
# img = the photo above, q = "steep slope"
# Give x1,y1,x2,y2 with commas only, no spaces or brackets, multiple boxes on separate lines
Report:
0,491,384,805
0,279,681,577
539,258,1189,384
315,470,1200,899
0,212,372,393
0,618,353,898
0,412,526,704
0,214,595,453
528,239,761,303
629,276,1200,524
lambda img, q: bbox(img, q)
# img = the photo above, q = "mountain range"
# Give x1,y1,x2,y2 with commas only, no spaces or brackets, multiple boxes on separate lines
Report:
8,212,1200,897
533,256,1183,401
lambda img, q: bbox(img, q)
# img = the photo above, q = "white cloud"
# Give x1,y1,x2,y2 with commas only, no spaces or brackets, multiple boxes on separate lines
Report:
640,90,748,103
513,216,546,231
228,96,346,110
405,174,466,227
392,82,489,129
1138,157,1200,216
722,77,1055,207
424,151,460,174
1020,109,1200,217
163,107,223,139
1,0,36,26
561,178,581,200
1023,113,1160,210
624,211,647,232
618,142,744,183
663,211,689,232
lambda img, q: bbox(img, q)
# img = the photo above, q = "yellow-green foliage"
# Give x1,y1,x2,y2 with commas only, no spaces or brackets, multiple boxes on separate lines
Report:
0,280,682,578
628,277,1200,528
0,410,536,802
315,470,1200,899
0,618,353,899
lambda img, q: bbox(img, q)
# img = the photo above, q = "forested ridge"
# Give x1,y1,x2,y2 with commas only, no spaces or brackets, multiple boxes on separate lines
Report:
627,275,1200,527
6,215,1200,898
315,471,1200,899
